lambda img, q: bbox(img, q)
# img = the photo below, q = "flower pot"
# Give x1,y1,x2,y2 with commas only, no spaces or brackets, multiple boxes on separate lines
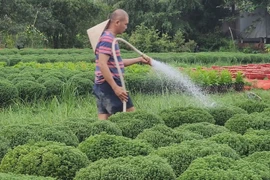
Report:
234,82,244,91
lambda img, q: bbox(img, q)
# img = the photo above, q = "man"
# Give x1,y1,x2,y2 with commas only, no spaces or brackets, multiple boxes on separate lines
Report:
93,9,151,120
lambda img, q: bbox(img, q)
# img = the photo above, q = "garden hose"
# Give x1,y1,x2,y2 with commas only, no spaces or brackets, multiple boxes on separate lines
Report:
112,38,150,112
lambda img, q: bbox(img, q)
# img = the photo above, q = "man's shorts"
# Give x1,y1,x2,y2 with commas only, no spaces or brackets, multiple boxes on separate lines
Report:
93,80,134,114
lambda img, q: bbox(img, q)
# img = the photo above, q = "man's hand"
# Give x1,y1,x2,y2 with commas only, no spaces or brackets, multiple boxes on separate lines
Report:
141,54,152,65
113,85,128,102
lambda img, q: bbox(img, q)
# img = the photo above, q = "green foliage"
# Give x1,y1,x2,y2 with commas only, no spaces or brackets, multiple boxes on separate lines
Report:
207,106,247,125
0,137,10,162
0,141,89,180
89,120,122,137
78,133,153,162
0,124,79,148
63,118,97,142
209,132,249,156
237,100,269,114
225,113,270,134
68,76,93,95
0,173,56,180
175,122,229,138
74,155,176,180
243,129,270,155
244,151,270,168
42,77,65,97
136,125,177,149
0,125,41,148
152,139,240,176
16,80,46,101
0,80,18,107
29,124,79,147
108,110,164,138
178,155,270,180
159,107,215,128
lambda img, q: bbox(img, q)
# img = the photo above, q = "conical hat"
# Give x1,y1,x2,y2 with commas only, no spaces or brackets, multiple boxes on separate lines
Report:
87,19,110,53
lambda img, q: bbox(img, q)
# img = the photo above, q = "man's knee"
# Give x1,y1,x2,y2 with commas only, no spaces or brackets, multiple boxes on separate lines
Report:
127,106,135,112
98,114,110,120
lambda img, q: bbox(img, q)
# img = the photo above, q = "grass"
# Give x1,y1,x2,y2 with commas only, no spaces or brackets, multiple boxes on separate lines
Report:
1,89,269,126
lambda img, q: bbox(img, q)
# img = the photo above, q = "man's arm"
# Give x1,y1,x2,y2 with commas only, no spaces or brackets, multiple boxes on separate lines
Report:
123,55,151,67
99,53,128,102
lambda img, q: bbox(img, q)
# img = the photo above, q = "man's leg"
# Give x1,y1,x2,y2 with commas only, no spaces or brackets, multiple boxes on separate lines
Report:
98,113,110,120
127,106,135,112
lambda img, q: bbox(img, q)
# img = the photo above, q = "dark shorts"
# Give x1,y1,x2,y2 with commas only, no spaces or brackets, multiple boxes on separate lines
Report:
93,80,134,114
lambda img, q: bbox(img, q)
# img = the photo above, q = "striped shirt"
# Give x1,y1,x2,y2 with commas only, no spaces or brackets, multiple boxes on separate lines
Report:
94,30,124,84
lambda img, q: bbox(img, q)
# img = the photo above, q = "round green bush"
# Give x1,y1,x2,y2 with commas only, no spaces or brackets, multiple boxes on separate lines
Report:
16,80,46,101
74,155,176,180
0,124,79,148
136,124,181,148
11,75,36,85
0,80,19,107
244,151,270,168
63,118,97,142
175,122,229,138
37,70,71,83
159,107,215,128
0,172,56,180
243,129,270,155
178,155,270,180
237,100,269,114
0,125,41,148
0,137,10,161
225,113,269,134
152,139,240,176
0,141,89,180
136,124,202,148
89,120,122,137
109,110,164,138
78,133,153,162
209,132,249,156
207,106,247,125
42,78,65,97
29,124,79,147
68,76,93,95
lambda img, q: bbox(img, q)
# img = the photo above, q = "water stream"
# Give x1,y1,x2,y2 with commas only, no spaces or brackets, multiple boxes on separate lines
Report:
151,59,216,107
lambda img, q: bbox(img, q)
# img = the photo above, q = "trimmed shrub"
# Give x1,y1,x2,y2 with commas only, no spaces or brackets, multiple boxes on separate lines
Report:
175,122,229,138
225,113,269,134
159,107,215,128
89,120,122,136
0,137,10,161
42,78,65,97
244,151,270,168
29,124,79,147
207,106,247,125
68,76,93,95
74,155,176,180
236,100,269,114
63,118,97,142
178,155,270,180
152,139,239,176
16,80,46,101
137,124,203,148
0,80,19,107
109,110,164,138
243,129,270,155
0,124,79,148
0,141,89,180
0,173,55,180
11,76,36,85
78,133,153,162
209,132,249,156
0,125,41,148
37,70,71,83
